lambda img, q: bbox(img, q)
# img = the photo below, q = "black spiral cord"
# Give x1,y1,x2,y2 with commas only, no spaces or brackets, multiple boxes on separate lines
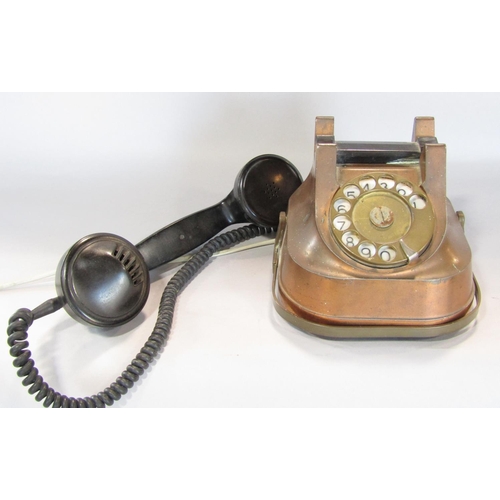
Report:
7,224,273,408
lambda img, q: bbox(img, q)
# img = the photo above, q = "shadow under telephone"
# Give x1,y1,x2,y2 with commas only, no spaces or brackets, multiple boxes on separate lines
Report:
7,116,480,407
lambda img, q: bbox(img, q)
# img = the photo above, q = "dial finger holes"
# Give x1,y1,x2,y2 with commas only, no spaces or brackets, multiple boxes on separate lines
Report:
378,245,397,262
378,176,395,189
330,172,434,268
410,194,427,209
396,182,413,197
359,177,376,191
343,184,360,199
333,215,351,231
342,231,360,248
358,241,376,259
333,198,351,213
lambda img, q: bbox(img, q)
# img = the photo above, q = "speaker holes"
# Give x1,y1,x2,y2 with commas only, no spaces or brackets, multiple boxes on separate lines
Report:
112,244,144,286
264,181,280,200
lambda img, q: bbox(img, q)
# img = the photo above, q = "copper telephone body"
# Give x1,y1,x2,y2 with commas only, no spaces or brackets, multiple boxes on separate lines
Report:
273,117,480,339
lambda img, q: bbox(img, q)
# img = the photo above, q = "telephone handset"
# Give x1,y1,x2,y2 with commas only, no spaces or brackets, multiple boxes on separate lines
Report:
273,117,480,339
57,154,302,327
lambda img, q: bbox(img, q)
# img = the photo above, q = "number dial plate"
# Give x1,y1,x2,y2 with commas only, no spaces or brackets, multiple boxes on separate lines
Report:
330,173,435,268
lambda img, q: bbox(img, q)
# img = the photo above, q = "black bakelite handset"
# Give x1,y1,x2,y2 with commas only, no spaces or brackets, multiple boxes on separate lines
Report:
56,154,302,327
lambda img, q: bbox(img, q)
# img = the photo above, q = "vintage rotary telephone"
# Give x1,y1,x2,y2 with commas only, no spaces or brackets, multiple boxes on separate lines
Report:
6,117,480,407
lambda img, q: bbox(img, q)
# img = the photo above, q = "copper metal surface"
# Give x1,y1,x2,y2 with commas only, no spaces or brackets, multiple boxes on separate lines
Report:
273,117,478,339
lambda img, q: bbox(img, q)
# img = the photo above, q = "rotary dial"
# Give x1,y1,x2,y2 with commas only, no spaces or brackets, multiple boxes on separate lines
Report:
330,173,435,268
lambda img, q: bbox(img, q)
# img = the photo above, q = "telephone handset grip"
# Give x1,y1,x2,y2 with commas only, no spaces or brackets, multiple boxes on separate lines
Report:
136,192,246,270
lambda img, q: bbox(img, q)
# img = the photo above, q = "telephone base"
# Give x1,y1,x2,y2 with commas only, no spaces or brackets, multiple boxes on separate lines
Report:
272,116,481,340
272,270,481,340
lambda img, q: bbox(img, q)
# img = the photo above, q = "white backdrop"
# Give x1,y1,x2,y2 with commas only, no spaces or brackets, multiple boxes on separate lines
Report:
1,92,499,407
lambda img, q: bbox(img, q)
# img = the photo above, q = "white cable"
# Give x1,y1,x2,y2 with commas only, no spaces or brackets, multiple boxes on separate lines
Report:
169,237,275,264
0,238,276,291
0,271,56,291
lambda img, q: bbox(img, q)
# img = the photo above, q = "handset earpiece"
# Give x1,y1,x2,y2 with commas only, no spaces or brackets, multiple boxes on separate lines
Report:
55,154,302,327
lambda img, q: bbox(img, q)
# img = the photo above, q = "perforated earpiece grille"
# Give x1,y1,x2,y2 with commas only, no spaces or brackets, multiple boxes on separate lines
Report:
112,245,144,286
264,182,281,200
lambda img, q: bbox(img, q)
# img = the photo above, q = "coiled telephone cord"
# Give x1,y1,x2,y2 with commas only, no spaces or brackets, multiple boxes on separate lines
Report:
7,224,273,408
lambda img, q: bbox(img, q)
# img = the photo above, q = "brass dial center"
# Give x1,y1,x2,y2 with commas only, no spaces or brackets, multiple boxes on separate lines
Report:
369,206,394,228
